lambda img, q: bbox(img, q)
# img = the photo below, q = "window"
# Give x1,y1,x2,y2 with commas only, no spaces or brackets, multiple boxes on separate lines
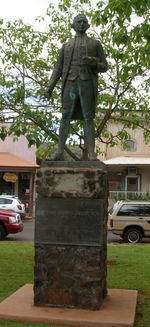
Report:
0,198,13,204
144,205,150,216
122,139,136,151
126,176,140,192
5,199,13,204
108,172,124,191
117,204,145,216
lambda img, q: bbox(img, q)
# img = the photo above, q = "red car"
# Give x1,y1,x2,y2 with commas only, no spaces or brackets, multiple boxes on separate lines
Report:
0,208,24,240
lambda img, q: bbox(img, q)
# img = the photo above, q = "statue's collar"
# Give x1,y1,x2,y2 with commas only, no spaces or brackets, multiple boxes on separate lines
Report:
75,33,87,39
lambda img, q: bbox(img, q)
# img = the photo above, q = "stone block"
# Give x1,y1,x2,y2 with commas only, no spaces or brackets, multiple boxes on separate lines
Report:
34,161,108,310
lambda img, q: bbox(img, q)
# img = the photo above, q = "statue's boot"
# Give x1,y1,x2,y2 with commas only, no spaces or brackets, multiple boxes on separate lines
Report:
52,152,64,161
52,118,70,161
88,152,98,161
85,119,98,161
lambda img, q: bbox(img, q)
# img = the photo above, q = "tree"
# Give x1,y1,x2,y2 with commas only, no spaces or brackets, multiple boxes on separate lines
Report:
0,0,149,160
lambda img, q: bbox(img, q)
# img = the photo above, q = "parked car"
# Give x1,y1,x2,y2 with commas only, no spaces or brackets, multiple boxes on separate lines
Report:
109,200,150,243
0,195,25,218
0,208,24,240
107,201,120,229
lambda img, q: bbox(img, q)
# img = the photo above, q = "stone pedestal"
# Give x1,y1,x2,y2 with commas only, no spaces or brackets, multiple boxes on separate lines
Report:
34,161,108,310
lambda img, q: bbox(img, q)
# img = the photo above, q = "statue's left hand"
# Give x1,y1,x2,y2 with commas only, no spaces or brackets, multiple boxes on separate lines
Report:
82,56,97,68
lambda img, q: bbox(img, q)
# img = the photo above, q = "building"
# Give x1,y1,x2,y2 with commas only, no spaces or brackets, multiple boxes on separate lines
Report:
1,121,150,213
0,135,39,217
97,122,150,203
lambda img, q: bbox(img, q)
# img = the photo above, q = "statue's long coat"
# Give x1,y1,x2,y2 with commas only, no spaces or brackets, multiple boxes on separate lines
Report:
48,35,108,120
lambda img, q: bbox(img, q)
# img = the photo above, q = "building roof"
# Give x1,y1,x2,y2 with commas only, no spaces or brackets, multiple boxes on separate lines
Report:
103,156,150,167
0,152,39,169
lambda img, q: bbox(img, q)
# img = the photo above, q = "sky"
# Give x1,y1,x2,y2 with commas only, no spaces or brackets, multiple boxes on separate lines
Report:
1,0,99,30
1,0,53,29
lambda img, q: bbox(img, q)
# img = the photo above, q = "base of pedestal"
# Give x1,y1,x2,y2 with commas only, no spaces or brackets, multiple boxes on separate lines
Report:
35,163,108,310
0,284,138,327
34,244,107,310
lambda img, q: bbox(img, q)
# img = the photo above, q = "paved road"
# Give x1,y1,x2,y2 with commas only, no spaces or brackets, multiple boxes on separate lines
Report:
5,221,150,244
6,220,35,242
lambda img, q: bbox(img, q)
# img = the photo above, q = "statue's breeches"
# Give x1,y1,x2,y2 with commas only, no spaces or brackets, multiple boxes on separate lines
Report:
62,78,96,121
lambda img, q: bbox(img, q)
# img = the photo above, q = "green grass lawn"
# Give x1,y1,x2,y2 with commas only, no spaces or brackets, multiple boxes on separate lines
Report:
0,242,150,327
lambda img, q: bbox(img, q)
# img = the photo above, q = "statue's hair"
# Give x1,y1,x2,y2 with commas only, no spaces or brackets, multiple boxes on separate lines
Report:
71,14,90,29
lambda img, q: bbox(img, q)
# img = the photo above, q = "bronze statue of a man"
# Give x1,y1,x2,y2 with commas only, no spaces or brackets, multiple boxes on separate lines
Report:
45,14,108,160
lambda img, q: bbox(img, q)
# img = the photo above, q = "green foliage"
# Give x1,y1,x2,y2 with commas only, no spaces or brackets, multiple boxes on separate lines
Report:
0,0,149,159
114,191,150,201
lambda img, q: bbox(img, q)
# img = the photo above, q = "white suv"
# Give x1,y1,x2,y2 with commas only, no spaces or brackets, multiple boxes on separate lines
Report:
109,200,150,243
0,195,25,218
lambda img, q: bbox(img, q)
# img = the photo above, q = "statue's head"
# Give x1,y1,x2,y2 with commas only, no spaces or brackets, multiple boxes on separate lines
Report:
72,14,90,34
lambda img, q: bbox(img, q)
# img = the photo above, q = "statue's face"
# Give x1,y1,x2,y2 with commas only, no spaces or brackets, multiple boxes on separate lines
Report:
73,16,89,34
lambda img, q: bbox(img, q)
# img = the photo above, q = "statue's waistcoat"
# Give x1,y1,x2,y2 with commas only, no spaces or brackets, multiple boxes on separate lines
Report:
62,37,98,90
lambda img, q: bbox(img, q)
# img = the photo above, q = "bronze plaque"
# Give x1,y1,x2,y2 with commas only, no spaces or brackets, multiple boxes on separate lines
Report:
35,196,104,246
